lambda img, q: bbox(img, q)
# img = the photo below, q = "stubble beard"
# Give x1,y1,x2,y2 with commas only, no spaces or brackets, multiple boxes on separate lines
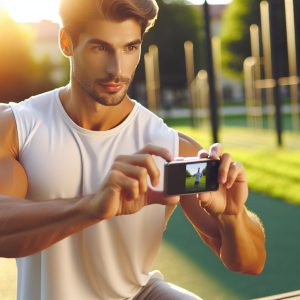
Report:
73,58,135,106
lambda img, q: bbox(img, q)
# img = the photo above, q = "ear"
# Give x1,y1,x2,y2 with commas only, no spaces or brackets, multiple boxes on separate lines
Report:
59,28,73,57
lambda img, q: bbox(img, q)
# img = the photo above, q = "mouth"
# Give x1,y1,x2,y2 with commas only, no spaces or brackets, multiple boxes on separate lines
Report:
99,82,124,92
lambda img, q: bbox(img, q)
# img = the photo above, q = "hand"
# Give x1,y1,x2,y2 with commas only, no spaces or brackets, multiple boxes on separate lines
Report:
89,144,180,221
197,143,248,216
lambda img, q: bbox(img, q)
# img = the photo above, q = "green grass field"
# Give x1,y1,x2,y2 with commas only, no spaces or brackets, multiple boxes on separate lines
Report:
185,176,206,192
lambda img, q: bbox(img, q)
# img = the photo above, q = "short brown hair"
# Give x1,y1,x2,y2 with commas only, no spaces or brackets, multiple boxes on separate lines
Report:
59,0,159,46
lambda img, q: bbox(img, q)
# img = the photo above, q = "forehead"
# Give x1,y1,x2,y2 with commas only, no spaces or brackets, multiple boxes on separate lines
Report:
79,18,142,46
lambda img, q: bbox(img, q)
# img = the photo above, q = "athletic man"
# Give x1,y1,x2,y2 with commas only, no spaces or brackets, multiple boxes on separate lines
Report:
194,168,202,191
0,0,266,299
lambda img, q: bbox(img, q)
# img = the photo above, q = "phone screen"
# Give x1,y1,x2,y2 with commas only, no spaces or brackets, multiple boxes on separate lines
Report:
164,159,220,196
185,162,207,193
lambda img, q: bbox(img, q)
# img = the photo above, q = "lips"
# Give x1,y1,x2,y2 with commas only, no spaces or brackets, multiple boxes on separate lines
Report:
99,83,124,92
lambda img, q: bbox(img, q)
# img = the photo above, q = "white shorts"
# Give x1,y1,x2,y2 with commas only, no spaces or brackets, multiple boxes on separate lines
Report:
132,278,203,300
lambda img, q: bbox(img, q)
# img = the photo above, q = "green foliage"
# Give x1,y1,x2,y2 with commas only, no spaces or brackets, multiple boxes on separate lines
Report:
202,166,207,176
133,0,205,88
220,0,300,78
186,169,192,177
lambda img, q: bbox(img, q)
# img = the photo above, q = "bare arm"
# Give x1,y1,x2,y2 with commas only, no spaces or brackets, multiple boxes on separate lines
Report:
178,131,266,275
0,108,178,258
0,106,97,258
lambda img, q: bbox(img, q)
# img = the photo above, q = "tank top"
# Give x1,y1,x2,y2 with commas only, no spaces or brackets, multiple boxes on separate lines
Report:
9,88,179,300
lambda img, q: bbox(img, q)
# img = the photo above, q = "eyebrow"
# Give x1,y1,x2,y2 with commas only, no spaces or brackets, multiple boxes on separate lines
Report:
87,38,142,47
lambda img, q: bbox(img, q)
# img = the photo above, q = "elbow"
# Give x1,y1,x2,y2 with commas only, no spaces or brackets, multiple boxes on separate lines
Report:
226,251,266,275
240,260,265,275
227,262,265,275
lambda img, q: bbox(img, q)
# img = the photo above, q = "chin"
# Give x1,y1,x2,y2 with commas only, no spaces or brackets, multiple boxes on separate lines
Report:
92,89,128,107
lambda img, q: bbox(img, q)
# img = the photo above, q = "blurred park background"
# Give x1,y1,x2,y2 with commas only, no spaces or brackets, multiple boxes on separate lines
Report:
0,0,299,299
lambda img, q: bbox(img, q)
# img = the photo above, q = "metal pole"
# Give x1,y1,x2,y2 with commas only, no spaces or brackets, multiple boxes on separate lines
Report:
260,1,275,131
184,41,196,127
267,0,282,145
144,52,156,113
212,36,224,127
284,0,299,132
250,24,263,130
203,0,218,143
149,45,161,116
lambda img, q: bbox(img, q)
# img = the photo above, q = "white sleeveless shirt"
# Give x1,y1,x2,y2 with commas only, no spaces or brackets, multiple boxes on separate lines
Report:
9,88,179,300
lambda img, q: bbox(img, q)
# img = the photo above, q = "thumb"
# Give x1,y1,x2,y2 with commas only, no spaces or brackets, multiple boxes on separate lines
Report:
147,188,180,205
197,192,213,209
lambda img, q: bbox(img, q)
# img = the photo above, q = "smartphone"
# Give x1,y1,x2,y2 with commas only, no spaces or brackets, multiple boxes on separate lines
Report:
164,157,220,196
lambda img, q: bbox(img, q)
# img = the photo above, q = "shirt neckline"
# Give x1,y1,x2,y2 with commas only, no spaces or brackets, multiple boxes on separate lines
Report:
54,87,139,137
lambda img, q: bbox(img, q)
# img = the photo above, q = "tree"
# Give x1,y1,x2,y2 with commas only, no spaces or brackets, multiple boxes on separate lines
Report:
186,169,192,178
220,0,300,78
202,166,207,176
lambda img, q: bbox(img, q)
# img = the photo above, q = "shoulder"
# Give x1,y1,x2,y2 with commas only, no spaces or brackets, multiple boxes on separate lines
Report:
0,104,18,159
17,89,57,111
136,103,177,138
134,103,203,157
178,131,203,157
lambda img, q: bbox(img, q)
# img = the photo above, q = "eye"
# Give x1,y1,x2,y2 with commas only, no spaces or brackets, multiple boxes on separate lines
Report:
94,46,106,52
126,46,137,52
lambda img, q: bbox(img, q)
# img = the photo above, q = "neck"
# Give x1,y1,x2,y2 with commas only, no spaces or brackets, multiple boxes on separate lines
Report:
59,78,134,131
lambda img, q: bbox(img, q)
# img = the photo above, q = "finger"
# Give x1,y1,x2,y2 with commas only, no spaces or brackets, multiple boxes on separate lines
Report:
209,143,223,159
218,152,234,184
112,162,148,194
224,162,245,189
115,154,160,187
147,188,180,206
107,170,139,200
135,143,173,162
197,192,212,209
198,149,209,158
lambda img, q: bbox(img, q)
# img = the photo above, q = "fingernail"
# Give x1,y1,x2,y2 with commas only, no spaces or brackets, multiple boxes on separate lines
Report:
166,153,173,161
210,150,217,157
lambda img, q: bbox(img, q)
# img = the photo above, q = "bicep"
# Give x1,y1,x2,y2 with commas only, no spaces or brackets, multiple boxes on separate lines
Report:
0,156,28,198
0,105,28,198
177,131,203,157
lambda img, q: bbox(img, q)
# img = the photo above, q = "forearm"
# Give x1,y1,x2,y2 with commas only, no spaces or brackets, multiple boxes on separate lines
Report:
0,195,96,258
212,207,266,275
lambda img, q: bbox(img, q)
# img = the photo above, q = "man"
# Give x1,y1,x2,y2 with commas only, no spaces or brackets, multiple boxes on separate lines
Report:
0,0,266,299
194,168,202,191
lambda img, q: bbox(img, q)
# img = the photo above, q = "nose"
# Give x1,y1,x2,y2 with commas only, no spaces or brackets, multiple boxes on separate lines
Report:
106,50,123,77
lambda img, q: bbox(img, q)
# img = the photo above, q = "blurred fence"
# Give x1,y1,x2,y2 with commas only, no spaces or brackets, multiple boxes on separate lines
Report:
144,0,300,148
244,0,299,133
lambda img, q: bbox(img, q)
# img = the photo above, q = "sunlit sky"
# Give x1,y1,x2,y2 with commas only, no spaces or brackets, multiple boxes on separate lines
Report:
1,0,232,23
